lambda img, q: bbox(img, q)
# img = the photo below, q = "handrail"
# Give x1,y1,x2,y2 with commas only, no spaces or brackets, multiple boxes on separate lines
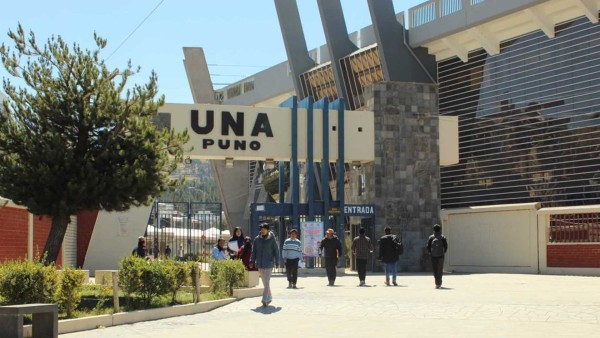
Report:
409,0,488,28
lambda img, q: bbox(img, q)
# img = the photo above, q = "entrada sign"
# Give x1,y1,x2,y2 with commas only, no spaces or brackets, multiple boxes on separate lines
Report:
343,205,375,216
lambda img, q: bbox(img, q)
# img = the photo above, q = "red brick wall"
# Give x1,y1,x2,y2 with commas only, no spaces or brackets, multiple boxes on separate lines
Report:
77,210,98,268
0,206,61,267
0,207,28,261
547,244,600,268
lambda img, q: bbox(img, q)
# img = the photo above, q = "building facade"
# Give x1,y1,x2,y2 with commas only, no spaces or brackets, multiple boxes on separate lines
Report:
211,0,600,273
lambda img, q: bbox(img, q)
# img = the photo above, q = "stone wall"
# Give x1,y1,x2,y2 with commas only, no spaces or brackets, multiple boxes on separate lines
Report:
359,81,440,271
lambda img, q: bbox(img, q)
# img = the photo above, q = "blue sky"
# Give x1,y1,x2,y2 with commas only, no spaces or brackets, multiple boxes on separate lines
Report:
0,0,424,104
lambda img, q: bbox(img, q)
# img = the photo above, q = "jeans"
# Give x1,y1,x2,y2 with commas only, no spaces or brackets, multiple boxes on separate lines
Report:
431,255,445,286
356,258,367,282
285,258,299,284
258,268,272,302
384,261,397,282
325,257,338,283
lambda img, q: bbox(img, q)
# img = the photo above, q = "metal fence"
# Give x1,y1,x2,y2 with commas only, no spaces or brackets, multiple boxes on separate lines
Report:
144,201,223,268
549,213,600,243
409,0,488,28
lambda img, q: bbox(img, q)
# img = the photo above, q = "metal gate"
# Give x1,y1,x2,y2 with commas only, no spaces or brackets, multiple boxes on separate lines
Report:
250,203,375,271
145,201,222,265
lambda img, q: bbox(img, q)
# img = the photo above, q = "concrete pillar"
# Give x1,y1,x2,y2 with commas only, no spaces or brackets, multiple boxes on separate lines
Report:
363,81,440,272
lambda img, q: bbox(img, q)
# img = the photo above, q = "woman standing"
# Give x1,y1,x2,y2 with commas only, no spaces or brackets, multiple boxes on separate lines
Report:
227,227,245,259
136,236,146,258
237,236,257,271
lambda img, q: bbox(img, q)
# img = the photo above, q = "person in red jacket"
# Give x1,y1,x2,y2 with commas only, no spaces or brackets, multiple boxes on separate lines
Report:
237,236,257,271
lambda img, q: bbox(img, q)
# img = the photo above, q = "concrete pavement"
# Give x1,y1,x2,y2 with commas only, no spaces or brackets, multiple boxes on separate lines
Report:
61,271,600,337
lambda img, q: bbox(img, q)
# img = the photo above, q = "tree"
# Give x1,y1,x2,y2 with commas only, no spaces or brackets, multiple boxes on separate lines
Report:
0,25,189,265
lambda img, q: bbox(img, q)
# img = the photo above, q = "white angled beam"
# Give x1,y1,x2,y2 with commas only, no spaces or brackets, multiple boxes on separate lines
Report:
441,37,469,63
524,8,555,38
469,26,500,56
573,0,599,24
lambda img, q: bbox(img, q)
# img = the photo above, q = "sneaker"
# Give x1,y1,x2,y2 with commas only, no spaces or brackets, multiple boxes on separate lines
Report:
328,281,334,286
392,281,398,286
435,285,441,289
384,280,389,286
261,300,267,307
359,281,365,286
288,282,292,288
292,284,297,289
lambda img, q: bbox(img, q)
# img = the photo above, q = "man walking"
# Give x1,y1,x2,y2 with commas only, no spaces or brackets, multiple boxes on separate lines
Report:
282,228,303,289
378,227,399,286
427,224,448,289
251,223,280,306
319,228,342,286
351,228,373,286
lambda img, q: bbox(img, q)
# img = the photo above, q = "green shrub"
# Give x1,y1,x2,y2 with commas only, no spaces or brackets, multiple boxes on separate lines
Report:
162,260,193,304
118,255,143,300
209,260,246,296
0,259,58,305
56,267,85,318
118,256,170,307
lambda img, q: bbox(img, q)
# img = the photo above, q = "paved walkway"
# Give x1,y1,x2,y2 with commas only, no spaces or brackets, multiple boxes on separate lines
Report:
61,272,600,337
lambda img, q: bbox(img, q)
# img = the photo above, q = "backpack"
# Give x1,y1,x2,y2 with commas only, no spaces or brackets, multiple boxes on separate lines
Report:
392,236,404,256
430,234,445,257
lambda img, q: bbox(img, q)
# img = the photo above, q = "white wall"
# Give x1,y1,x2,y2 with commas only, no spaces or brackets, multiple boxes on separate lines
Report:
441,203,540,273
83,205,151,275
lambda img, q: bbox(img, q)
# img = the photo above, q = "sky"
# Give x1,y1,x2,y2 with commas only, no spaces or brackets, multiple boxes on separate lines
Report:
0,0,424,104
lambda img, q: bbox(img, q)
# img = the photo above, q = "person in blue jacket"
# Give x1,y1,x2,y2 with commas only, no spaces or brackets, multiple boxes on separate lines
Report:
251,223,280,307
211,238,227,260
282,228,303,289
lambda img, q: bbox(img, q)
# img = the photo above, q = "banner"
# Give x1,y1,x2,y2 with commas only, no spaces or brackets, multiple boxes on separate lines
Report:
301,221,323,257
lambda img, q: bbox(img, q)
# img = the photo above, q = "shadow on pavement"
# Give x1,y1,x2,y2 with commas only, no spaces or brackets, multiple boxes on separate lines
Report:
251,306,282,314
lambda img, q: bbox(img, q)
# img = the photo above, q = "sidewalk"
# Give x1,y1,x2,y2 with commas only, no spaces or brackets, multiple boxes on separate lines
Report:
61,271,600,337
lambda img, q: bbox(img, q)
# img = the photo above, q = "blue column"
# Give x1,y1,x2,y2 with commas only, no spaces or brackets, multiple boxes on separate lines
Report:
315,98,330,226
299,97,315,221
279,96,299,243
332,98,345,266
291,97,300,228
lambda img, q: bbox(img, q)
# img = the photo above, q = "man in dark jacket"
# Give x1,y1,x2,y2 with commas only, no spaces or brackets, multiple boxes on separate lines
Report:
378,226,399,286
427,224,448,289
251,223,280,306
319,228,342,286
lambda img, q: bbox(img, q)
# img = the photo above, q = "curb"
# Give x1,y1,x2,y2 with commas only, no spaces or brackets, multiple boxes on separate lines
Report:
23,287,263,337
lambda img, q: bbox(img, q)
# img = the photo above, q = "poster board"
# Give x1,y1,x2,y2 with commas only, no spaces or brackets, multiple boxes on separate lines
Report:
301,221,323,257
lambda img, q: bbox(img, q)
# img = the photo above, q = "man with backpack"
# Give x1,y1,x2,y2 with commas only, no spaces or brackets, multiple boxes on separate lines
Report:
378,226,401,286
427,224,448,289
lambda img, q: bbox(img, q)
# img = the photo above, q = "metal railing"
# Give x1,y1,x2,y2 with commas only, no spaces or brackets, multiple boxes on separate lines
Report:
145,201,223,269
549,213,600,243
409,0,488,28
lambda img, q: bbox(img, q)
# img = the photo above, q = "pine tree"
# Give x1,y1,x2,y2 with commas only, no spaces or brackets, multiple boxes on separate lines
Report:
0,25,189,265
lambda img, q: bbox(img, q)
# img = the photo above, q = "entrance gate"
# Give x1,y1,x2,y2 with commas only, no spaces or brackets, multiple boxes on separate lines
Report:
156,96,374,272
145,201,222,264
251,202,375,271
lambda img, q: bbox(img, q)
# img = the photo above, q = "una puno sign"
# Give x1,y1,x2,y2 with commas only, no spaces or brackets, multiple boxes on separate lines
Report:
161,103,374,163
